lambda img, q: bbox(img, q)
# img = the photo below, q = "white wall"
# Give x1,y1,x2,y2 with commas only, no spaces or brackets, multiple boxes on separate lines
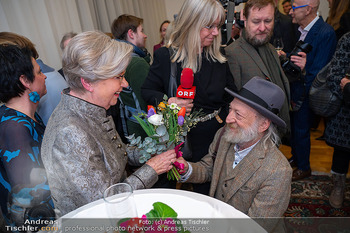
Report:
164,0,184,22
318,0,329,19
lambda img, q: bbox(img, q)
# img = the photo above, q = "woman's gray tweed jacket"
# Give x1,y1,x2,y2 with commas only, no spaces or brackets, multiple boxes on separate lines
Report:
41,89,158,216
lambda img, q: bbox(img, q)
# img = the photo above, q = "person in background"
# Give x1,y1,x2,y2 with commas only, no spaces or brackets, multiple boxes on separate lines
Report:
314,0,350,141
0,45,55,229
111,14,151,140
153,20,170,54
326,0,350,40
41,31,176,216
176,77,292,232
36,59,68,125
0,32,68,125
288,0,337,181
282,0,292,15
58,32,77,78
342,73,350,107
270,0,298,53
225,0,302,139
142,0,236,194
324,32,350,208
226,19,242,46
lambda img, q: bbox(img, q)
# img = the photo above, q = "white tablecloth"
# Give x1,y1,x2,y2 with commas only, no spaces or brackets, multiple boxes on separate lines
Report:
63,188,247,219
59,189,267,233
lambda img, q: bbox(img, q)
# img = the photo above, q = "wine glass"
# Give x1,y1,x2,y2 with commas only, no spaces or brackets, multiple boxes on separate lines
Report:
273,38,284,52
103,183,138,219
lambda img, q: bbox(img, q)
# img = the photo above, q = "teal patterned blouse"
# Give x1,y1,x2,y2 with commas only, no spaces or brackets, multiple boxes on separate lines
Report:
0,105,54,230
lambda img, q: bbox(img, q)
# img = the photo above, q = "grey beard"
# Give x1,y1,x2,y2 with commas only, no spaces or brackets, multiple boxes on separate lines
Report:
224,122,260,145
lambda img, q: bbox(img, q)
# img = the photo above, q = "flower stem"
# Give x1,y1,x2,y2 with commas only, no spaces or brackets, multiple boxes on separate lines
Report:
167,167,180,181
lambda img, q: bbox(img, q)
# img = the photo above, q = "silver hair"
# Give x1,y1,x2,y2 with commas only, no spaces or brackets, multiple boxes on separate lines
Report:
62,31,133,93
260,121,281,149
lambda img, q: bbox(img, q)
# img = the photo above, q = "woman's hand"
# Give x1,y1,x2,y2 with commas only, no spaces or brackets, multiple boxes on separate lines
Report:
146,149,176,175
168,97,193,115
290,52,307,71
340,77,350,90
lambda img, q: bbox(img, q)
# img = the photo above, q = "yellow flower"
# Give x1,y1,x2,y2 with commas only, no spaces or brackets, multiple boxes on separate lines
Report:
158,102,166,110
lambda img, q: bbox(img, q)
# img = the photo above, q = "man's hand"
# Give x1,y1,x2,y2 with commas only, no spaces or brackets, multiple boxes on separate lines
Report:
175,157,189,174
168,97,193,115
290,52,307,71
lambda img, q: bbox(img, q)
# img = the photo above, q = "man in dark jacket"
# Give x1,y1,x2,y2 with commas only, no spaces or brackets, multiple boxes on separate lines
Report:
288,0,337,181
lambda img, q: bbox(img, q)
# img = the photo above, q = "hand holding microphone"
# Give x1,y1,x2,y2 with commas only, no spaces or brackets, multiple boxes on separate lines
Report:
176,68,196,99
169,68,195,115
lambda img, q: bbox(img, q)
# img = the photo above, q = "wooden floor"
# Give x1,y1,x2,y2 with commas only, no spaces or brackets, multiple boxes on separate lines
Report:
279,120,340,174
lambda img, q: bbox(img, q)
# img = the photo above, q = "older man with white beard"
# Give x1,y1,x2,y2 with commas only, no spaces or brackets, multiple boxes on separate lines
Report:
176,77,292,221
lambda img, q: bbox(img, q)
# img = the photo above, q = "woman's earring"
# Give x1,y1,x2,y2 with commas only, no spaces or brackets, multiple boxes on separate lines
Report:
29,91,40,103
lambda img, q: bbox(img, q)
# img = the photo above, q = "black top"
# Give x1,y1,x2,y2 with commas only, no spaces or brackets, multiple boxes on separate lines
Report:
336,12,350,41
344,82,350,107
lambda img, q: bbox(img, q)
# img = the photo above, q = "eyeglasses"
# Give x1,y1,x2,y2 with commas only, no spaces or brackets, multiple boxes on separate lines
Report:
114,73,125,81
204,24,222,31
292,4,309,11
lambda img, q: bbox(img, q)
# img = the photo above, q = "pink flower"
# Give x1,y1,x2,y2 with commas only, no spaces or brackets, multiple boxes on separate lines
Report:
173,161,184,170
174,142,184,158
119,218,143,233
145,218,177,233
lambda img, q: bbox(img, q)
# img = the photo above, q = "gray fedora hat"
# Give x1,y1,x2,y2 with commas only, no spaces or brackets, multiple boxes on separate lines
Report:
225,76,286,128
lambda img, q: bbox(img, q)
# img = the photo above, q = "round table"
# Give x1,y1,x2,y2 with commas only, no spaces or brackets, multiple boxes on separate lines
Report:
58,189,267,233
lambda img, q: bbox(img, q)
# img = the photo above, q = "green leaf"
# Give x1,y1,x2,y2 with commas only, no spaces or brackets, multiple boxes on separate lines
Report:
168,114,175,142
145,209,160,219
152,202,178,219
134,115,155,136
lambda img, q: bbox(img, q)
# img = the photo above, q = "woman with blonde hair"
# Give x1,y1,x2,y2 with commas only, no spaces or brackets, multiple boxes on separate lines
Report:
142,0,237,194
327,0,350,40
41,31,176,216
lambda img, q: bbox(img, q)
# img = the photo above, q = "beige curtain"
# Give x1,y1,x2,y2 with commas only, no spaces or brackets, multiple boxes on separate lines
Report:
0,0,168,70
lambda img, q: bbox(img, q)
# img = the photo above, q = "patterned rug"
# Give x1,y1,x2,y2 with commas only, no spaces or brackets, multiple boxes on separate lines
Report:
283,175,350,232
284,175,350,217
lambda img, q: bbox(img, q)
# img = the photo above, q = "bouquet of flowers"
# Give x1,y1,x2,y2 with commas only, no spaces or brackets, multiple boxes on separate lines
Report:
127,95,202,181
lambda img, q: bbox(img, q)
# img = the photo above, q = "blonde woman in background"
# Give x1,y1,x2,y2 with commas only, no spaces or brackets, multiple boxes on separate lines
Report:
142,0,237,194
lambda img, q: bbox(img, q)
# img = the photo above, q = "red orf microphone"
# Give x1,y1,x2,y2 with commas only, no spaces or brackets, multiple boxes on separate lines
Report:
176,68,196,99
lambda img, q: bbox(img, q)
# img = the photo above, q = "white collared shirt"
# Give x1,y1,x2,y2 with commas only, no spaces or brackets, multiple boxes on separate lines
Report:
298,16,319,41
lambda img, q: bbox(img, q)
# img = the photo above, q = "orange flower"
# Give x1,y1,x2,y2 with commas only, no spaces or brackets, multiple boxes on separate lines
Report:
158,102,166,110
178,107,186,117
